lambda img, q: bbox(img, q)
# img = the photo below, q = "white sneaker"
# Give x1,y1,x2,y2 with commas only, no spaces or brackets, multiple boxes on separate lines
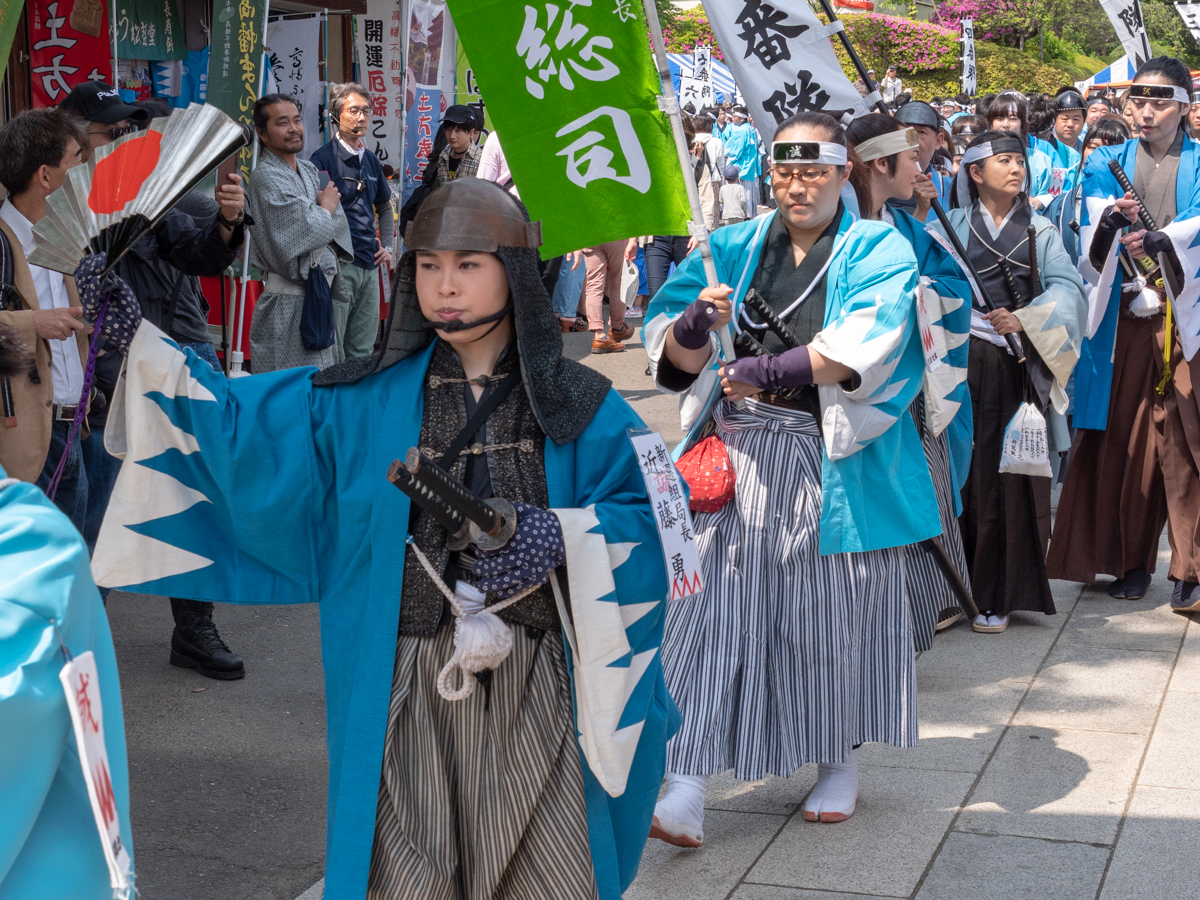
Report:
802,747,859,823
649,773,707,847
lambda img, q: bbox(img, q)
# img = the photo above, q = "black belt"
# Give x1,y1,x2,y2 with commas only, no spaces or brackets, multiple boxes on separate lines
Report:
52,403,79,422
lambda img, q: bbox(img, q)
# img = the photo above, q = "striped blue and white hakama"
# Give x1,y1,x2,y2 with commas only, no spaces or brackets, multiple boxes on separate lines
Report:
904,401,973,652
663,398,919,781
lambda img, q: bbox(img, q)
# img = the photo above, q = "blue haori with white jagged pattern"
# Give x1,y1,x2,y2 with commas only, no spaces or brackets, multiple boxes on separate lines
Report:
1073,134,1200,430
91,322,679,900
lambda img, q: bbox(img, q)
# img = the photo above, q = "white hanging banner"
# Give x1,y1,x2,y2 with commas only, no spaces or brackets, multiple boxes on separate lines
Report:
701,0,875,135
681,45,717,115
60,651,132,899
1099,0,1152,70
1176,2,1200,44
960,19,976,95
266,17,322,157
356,0,405,167
628,431,704,602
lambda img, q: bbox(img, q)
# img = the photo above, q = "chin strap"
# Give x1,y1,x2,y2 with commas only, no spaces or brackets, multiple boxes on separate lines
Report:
422,303,513,342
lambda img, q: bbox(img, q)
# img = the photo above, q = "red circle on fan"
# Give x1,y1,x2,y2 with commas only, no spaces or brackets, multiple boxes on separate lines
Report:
88,131,163,215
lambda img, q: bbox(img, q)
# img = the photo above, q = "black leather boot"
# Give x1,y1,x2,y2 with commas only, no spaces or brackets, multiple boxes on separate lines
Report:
170,598,245,679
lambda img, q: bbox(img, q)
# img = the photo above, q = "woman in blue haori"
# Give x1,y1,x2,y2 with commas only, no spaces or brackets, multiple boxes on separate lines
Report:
79,179,677,900
0,324,134,900
642,111,940,846
935,132,1087,633
1048,57,1200,613
845,112,975,640
984,92,1064,210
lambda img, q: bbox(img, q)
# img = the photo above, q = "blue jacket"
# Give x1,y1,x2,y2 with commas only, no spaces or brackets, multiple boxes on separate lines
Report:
310,138,392,269
644,208,941,554
0,477,133,900
1074,134,1200,430
92,325,677,900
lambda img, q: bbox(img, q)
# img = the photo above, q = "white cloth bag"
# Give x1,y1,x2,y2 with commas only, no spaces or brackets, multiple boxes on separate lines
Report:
998,402,1052,477
619,260,639,308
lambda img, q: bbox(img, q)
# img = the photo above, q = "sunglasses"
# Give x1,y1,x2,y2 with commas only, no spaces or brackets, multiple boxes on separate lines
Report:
90,124,137,141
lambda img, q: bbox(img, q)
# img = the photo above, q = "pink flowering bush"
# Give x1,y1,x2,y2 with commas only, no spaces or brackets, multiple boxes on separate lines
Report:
931,0,1024,45
663,8,724,60
839,13,958,73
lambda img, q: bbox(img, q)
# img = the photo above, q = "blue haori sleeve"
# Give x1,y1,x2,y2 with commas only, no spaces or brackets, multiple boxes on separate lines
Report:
92,321,327,602
544,389,679,900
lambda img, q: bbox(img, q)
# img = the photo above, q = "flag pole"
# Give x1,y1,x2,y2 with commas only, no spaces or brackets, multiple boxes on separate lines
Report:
230,0,272,377
641,0,737,362
814,0,889,116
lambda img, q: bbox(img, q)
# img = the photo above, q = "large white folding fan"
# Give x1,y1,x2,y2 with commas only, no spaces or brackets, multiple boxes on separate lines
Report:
29,103,249,275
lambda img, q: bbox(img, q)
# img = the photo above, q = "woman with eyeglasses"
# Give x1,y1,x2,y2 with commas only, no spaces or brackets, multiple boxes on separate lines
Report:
932,132,1087,634
846,113,975,641
1048,57,1200,613
643,111,939,844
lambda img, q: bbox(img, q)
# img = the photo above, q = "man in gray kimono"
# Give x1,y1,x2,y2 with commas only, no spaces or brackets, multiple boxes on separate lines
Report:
247,93,353,372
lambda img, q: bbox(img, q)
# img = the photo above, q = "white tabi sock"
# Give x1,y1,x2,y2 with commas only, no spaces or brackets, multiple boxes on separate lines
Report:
803,747,859,822
653,773,708,842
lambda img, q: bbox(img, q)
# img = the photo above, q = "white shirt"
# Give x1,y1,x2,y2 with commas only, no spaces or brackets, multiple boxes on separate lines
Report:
0,199,84,405
337,134,366,160
477,131,519,199
696,132,726,184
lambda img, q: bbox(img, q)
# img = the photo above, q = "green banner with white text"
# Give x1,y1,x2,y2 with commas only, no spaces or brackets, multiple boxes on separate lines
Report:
208,0,268,181
446,0,689,257
0,0,24,83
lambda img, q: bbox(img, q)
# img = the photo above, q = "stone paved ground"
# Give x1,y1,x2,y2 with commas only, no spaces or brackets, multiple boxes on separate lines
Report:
111,324,1200,900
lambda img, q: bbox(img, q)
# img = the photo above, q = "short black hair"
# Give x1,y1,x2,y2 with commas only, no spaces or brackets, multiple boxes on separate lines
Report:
252,93,301,133
0,108,83,196
1085,114,1132,147
1136,56,1192,92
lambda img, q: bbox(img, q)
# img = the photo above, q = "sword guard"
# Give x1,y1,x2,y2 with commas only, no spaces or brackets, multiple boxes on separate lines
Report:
470,497,517,551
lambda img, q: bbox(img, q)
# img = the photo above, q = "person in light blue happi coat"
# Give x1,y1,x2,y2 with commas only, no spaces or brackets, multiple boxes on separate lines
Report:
984,92,1064,209
846,112,977,643
641,111,939,848
0,326,134,900
80,179,677,900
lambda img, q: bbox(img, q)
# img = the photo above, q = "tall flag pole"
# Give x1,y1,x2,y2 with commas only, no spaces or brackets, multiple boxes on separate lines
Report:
642,0,736,360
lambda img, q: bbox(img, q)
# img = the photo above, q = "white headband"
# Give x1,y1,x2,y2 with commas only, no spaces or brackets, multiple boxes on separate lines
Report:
855,128,919,162
771,141,849,166
1129,84,1192,104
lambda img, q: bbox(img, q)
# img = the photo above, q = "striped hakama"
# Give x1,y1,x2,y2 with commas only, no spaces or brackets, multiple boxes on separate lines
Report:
904,398,972,651
663,398,919,781
368,623,598,900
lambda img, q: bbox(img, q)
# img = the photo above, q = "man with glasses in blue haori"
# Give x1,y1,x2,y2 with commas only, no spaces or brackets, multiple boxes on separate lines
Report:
311,83,395,361
643,111,940,846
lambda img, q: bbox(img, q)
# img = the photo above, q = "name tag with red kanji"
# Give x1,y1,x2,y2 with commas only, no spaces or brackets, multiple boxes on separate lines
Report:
628,430,705,601
60,651,132,896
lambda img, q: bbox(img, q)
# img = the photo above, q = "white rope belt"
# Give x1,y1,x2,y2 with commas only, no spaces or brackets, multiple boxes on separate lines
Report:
407,537,538,701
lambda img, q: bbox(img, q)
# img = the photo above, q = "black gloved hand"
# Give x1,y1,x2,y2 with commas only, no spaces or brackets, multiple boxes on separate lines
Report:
672,298,722,350
472,502,566,600
1142,230,1173,259
1098,205,1134,233
74,252,142,356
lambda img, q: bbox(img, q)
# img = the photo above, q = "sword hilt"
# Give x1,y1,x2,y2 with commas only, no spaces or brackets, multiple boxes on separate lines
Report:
1107,160,1159,232
404,448,518,551
741,289,803,350
387,459,466,536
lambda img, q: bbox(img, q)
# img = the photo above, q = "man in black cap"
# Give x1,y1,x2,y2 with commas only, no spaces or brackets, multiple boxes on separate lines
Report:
881,65,903,105
62,81,250,681
1085,95,1114,128
1050,91,1087,155
434,104,482,187
892,100,950,218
